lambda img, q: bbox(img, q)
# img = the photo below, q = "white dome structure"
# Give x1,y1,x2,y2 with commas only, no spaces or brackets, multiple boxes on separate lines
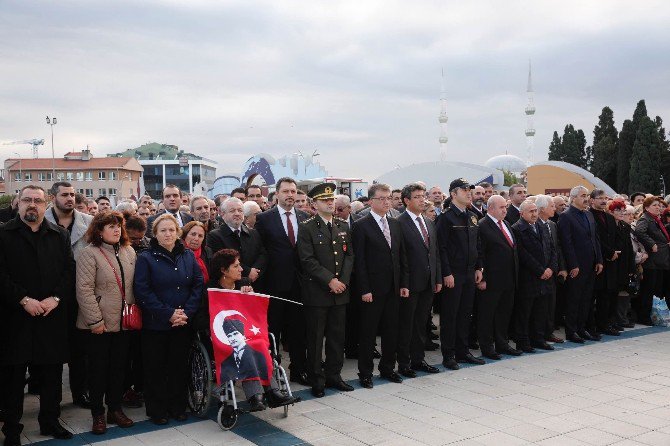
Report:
375,161,504,191
485,154,527,173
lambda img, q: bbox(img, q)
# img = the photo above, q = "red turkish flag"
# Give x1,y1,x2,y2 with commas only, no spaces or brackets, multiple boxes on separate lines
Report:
208,288,273,386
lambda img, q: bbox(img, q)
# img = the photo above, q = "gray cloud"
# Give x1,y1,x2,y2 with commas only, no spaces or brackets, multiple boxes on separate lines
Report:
1,0,669,182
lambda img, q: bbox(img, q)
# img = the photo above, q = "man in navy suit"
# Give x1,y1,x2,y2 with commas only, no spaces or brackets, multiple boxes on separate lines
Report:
145,184,194,236
396,183,442,376
254,177,309,385
558,186,603,343
505,184,526,225
512,200,558,352
352,184,409,389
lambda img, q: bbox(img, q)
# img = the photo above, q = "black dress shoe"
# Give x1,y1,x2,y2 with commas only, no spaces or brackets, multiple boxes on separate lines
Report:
265,388,298,407
379,370,403,383
248,393,267,411
171,413,188,421
601,327,621,336
290,372,310,386
398,366,417,378
72,393,92,409
624,322,636,328
567,334,585,344
547,335,565,343
40,421,73,440
150,416,169,425
456,353,485,365
3,434,21,446
469,341,480,350
497,346,522,356
517,344,536,353
442,358,460,370
411,361,440,373
373,348,382,359
424,341,439,351
359,375,374,389
532,342,555,351
482,350,502,360
326,379,354,392
311,387,326,398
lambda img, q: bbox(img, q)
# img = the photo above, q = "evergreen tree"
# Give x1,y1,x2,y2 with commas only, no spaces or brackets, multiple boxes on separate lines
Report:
591,106,619,188
656,116,670,195
617,120,636,191
548,131,563,161
629,116,662,194
617,100,648,192
576,129,591,169
560,124,584,166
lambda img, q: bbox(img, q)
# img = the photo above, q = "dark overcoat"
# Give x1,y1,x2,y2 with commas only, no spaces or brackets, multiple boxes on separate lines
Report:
0,216,75,365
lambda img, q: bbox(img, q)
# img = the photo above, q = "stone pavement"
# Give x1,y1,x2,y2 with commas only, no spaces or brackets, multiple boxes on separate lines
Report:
7,324,670,446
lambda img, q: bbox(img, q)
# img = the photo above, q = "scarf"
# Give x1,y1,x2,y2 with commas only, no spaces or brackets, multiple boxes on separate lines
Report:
191,246,210,284
647,212,670,243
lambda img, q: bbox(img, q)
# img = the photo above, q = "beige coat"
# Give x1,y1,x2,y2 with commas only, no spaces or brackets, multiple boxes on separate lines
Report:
76,243,136,332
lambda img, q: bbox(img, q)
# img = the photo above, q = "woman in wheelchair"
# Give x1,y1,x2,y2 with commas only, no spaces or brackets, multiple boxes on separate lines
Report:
200,248,297,412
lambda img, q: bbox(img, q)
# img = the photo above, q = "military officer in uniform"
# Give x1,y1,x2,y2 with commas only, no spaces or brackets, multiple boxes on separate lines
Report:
297,183,355,398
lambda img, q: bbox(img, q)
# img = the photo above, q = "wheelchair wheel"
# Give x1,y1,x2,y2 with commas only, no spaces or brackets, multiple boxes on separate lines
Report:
187,340,213,418
217,404,238,430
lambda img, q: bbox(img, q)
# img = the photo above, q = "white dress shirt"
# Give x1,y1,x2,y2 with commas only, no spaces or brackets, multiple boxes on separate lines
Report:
488,214,514,242
280,207,299,240
405,209,428,243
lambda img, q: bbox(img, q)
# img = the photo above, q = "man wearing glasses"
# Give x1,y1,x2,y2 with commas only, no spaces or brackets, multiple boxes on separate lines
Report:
0,185,76,444
245,185,265,210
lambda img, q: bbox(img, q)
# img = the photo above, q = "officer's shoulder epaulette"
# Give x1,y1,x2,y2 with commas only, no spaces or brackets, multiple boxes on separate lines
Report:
334,217,347,223
302,216,316,224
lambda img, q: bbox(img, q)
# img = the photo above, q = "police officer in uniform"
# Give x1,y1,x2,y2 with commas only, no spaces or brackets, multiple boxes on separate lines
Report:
436,178,485,370
297,183,355,398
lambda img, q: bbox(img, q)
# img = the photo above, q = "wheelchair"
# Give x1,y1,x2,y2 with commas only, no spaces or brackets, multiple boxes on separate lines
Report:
187,331,298,430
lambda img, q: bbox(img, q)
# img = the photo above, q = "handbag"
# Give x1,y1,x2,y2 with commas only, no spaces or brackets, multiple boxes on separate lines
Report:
98,247,142,330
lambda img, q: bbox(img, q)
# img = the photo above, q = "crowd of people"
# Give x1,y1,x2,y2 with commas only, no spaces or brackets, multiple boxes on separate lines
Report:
0,176,667,446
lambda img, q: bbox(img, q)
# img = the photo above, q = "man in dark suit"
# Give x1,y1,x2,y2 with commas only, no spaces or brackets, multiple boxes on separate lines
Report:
589,189,621,337
298,184,355,397
254,177,309,385
505,184,527,225
334,194,363,358
558,186,604,343
536,195,567,343
436,178,485,370
396,183,442,376
207,197,267,287
145,184,194,236
512,200,558,352
477,195,520,360
352,183,409,389
468,185,487,350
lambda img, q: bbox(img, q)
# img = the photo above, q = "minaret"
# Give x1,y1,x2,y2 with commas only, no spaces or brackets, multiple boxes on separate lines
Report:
438,68,448,161
524,60,536,165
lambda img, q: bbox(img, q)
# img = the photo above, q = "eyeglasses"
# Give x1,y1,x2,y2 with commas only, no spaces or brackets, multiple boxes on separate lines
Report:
335,207,349,212
371,197,392,202
20,197,46,205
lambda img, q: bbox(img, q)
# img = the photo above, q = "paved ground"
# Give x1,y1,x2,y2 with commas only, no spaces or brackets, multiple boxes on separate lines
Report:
7,324,670,446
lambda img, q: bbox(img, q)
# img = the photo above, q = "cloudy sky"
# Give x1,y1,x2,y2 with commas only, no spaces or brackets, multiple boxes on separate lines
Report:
2,0,669,182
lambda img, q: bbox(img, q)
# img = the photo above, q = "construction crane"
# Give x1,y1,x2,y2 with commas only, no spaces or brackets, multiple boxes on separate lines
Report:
3,139,45,158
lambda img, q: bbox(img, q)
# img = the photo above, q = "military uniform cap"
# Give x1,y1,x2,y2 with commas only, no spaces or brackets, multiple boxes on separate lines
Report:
308,182,337,200
449,178,475,191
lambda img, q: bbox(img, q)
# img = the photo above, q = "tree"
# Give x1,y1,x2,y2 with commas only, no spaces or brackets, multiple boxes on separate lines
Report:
560,124,585,166
629,116,662,194
502,169,520,186
617,100,648,192
591,106,619,188
656,116,670,195
616,119,636,192
576,129,591,170
548,131,563,161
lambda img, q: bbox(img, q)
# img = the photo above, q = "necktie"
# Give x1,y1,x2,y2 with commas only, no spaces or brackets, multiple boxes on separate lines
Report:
326,222,332,233
234,229,241,238
234,353,241,368
498,220,514,248
416,216,429,248
381,216,392,248
285,211,296,246
171,211,182,227
544,221,551,237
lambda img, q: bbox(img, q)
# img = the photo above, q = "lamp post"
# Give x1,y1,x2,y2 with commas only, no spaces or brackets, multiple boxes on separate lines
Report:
13,152,22,185
46,116,57,179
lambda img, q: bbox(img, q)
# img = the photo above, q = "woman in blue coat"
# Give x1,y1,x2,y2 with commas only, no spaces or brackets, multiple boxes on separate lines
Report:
134,214,203,425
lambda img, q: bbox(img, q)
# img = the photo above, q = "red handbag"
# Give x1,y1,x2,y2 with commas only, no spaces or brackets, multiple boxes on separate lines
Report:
98,248,142,330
